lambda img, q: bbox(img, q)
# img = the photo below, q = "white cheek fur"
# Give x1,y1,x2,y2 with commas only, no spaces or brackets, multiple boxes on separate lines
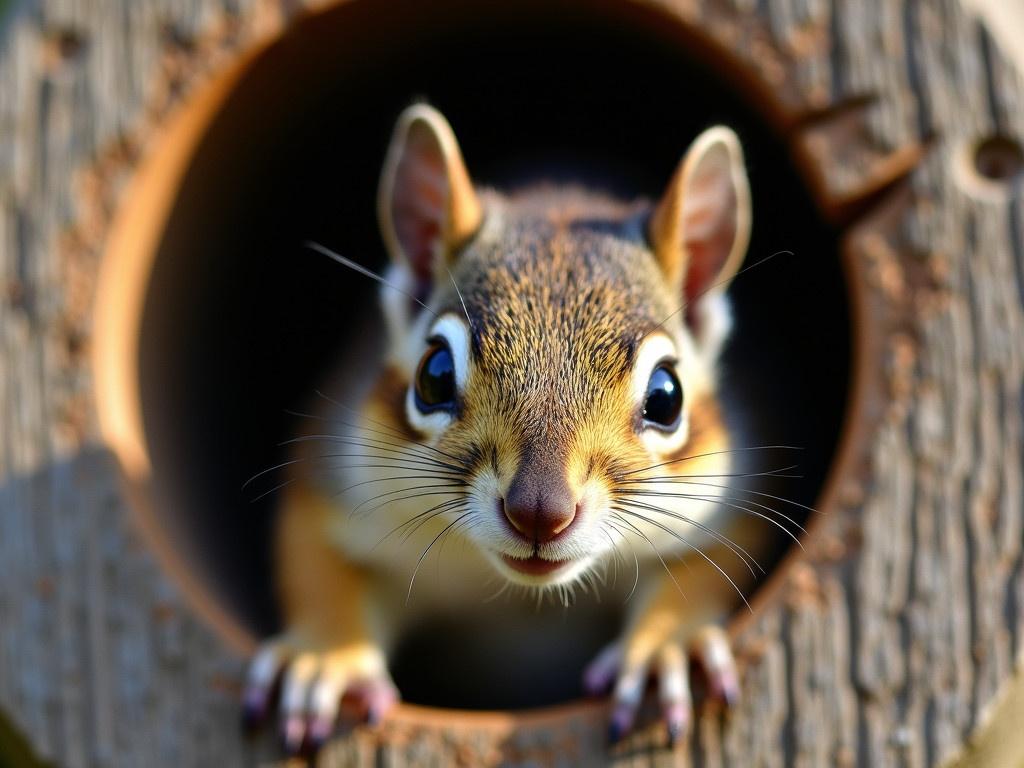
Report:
404,313,471,437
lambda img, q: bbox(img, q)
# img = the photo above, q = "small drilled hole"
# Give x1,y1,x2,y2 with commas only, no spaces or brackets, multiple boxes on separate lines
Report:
973,135,1024,183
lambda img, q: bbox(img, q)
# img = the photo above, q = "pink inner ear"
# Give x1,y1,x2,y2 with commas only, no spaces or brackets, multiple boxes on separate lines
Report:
391,128,449,286
682,155,737,303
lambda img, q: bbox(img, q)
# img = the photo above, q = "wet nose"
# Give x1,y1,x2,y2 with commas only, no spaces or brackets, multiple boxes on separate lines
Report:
503,470,577,544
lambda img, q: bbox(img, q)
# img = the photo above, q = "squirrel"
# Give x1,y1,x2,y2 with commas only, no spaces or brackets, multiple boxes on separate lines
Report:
242,103,771,755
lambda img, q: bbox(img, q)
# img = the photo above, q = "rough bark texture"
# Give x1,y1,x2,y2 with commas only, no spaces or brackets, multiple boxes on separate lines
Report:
0,0,1022,766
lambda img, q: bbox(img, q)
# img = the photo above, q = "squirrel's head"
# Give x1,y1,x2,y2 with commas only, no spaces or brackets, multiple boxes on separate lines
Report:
363,104,751,588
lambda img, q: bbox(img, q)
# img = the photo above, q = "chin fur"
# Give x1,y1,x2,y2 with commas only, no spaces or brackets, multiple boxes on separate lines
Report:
484,550,597,588
480,552,613,609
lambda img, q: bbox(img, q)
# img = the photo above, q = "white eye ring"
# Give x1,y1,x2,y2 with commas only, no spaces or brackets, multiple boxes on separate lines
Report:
405,313,471,436
632,333,689,453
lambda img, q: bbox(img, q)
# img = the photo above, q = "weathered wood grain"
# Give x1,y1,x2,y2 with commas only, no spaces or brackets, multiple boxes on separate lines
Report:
0,4,273,766
0,0,1022,766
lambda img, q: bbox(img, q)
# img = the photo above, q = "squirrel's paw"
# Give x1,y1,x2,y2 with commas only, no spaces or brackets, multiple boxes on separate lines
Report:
583,625,738,747
242,637,398,755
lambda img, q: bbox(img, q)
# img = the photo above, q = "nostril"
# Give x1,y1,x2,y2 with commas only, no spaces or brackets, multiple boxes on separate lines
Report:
500,496,530,538
501,494,578,545
549,502,579,538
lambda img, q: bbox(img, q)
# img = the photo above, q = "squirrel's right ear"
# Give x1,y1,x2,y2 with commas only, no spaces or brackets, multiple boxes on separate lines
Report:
378,104,483,298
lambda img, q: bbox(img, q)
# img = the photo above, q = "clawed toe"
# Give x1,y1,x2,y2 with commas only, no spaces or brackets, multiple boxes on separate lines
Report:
600,624,738,748
241,644,286,734
242,639,397,757
582,641,622,696
691,626,739,708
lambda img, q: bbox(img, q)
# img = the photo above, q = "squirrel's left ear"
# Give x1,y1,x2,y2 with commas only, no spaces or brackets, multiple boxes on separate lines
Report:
378,104,483,300
649,126,751,315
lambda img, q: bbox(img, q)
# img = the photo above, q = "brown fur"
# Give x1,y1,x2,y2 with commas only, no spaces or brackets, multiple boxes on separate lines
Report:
358,191,731,515
256,108,761,745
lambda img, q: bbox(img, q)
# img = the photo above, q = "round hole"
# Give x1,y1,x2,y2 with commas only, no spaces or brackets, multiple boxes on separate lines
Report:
955,133,1024,200
95,0,852,711
973,135,1024,182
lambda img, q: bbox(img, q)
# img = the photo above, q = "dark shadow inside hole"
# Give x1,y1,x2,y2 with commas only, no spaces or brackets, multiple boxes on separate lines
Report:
973,135,1024,182
139,0,848,709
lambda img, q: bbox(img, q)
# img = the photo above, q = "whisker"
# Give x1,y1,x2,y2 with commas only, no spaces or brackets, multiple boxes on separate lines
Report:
613,507,751,612
482,579,513,604
625,478,821,518
337,475,466,499
679,480,823,517
606,528,638,606
250,463,464,498
286,450,466,475
315,426,469,468
291,392,463,467
407,511,474,604
597,526,621,588
617,485,808,540
399,499,472,544
253,473,458,507
610,513,688,603
241,458,306,491
605,519,641,603
627,465,802,483
351,486,467,517
305,241,438,319
304,458,463,478
614,498,763,574
332,423,466,466
284,407,327,422
446,266,476,337
313,390,468,466
305,456,465,479
248,476,296,503
247,459,462,493
648,249,792,335
623,445,804,477
372,497,468,550
436,511,476,582
281,435,466,473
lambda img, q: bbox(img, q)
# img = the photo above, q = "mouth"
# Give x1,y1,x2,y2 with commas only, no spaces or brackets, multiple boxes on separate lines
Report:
500,553,573,577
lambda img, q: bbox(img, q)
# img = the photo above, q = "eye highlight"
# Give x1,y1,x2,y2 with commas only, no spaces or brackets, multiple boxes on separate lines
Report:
414,341,456,413
642,364,683,430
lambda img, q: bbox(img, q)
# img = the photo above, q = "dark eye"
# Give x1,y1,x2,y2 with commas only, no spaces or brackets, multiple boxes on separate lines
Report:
643,364,683,429
414,342,456,413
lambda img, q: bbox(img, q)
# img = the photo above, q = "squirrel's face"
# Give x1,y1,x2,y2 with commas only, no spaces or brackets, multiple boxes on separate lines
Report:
364,105,751,588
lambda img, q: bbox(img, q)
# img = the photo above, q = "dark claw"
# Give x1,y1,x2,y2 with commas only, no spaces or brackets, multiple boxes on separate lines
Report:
308,714,335,751
607,705,632,745
306,728,328,755
240,693,267,735
663,702,689,748
666,720,682,748
282,716,306,757
714,671,739,709
361,682,397,726
608,720,625,745
723,682,739,709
